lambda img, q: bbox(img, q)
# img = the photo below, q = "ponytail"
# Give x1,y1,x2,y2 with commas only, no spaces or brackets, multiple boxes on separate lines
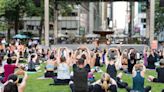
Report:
102,80,108,92
101,73,111,92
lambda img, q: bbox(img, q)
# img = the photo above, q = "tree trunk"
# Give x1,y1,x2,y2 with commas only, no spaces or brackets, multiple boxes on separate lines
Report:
39,17,44,44
14,6,20,35
7,22,11,42
14,19,19,35
53,7,58,44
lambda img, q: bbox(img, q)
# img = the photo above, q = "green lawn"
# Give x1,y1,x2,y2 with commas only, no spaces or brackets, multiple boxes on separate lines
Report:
24,64,164,92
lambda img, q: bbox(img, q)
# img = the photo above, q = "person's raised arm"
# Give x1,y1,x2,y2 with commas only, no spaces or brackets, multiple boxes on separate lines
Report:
15,51,20,66
64,47,71,65
105,49,110,66
83,51,90,66
132,65,137,77
141,64,146,77
142,64,146,72
84,47,91,65
73,50,78,59
115,48,121,58
33,53,38,62
56,48,61,64
19,71,28,92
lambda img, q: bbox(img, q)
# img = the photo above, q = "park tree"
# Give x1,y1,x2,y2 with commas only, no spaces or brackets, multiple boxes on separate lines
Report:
0,0,74,42
29,0,74,44
0,0,29,40
155,0,164,33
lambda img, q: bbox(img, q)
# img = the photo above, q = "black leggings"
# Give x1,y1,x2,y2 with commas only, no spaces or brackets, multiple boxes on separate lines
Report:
45,71,55,78
127,86,151,92
116,77,128,89
92,84,117,92
70,84,90,92
54,79,70,85
162,89,164,92
153,78,164,83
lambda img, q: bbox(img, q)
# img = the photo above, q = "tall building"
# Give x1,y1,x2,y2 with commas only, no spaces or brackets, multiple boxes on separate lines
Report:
58,3,89,36
89,2,105,33
2,2,105,38
133,1,147,37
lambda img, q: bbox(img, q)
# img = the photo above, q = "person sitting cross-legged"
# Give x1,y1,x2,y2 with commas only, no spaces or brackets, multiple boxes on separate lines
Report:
3,53,19,83
44,54,57,78
148,59,164,83
69,58,90,92
52,48,71,85
128,64,151,92
27,54,37,72
3,69,28,92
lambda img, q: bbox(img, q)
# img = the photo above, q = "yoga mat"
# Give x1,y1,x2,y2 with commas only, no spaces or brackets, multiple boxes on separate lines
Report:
37,76,52,80
26,72,37,74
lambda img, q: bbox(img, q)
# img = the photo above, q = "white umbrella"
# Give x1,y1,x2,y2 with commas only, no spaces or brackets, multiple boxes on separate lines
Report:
57,33,68,38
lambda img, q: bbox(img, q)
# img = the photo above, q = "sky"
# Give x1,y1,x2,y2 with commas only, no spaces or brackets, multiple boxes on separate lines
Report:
113,2,128,29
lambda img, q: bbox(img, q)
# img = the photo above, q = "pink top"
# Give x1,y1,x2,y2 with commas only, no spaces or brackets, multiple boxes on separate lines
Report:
4,64,16,82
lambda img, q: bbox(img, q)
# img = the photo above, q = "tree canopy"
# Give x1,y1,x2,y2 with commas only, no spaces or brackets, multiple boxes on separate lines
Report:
155,0,164,32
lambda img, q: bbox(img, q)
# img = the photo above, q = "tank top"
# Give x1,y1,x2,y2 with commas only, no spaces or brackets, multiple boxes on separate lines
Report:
28,60,36,70
133,71,144,92
107,64,117,80
95,57,100,66
57,63,70,79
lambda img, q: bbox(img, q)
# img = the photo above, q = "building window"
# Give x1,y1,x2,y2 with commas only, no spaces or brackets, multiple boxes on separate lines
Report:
141,2,146,13
49,24,53,30
67,28,77,30
61,27,67,30
141,18,146,23
64,12,78,16
143,25,146,28
70,12,78,16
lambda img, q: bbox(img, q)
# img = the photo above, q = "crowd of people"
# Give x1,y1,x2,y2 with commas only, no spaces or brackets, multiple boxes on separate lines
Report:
0,38,163,92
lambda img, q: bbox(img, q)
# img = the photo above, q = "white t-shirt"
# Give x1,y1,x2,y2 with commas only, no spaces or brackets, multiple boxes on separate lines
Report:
57,63,70,79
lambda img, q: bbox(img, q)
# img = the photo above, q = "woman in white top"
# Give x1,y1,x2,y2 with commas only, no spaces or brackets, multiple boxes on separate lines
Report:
54,47,70,85
108,48,122,70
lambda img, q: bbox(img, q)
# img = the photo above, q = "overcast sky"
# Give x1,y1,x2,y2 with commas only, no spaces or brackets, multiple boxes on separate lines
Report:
113,2,128,29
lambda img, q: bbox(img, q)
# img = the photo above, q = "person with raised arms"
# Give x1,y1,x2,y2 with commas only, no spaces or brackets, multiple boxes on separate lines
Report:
53,47,71,85
69,45,91,92
3,51,20,83
129,64,151,92
148,59,164,83
3,69,28,92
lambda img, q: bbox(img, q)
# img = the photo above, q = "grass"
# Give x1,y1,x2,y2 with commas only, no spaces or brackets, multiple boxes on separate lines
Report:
24,64,164,92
